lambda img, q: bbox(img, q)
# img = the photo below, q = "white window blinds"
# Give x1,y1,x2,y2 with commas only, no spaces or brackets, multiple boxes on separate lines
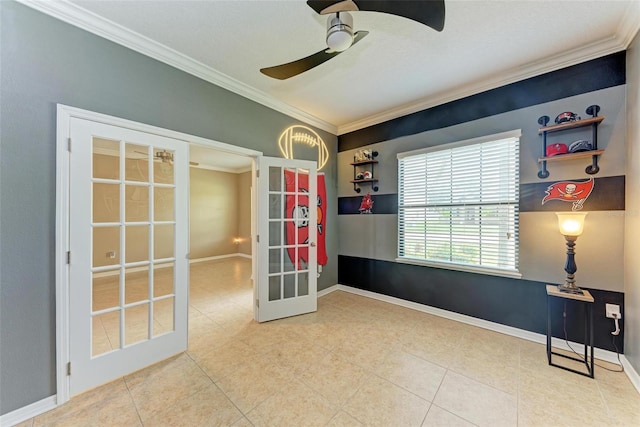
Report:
397,131,520,276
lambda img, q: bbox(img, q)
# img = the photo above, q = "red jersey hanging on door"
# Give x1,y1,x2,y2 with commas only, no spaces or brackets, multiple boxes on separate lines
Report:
284,170,328,270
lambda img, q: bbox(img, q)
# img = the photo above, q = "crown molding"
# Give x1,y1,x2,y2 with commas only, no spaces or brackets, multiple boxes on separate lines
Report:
190,163,251,174
618,0,640,48
336,20,639,135
16,0,337,135
17,0,639,138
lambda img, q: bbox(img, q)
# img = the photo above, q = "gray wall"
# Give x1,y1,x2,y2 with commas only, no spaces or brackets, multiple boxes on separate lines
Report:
0,1,337,414
625,32,640,374
338,86,627,291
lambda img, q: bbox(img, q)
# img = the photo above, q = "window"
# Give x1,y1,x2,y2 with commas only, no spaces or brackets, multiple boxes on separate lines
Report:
397,130,521,278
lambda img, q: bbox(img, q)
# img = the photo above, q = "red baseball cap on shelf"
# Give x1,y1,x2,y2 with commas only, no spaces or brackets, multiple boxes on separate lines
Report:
546,143,568,157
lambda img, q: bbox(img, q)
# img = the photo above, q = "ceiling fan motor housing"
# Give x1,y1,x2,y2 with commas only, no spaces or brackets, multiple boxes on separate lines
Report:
326,12,353,52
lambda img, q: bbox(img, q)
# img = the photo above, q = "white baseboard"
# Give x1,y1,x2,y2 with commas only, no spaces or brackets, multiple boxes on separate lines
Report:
621,355,640,394
0,395,57,427
318,284,339,297
94,254,253,277
332,284,636,384
190,253,251,264
92,262,173,278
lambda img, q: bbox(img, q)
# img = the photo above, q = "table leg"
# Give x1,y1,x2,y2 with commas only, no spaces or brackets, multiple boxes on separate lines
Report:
547,294,552,364
589,303,594,378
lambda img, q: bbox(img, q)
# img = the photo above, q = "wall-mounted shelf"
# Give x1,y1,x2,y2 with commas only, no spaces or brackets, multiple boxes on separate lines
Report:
350,151,379,192
350,178,379,184
537,105,604,179
351,159,379,167
538,150,605,163
538,116,604,134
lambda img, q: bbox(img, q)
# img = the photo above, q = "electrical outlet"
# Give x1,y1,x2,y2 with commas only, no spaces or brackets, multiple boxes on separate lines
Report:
606,303,621,319
106,250,116,259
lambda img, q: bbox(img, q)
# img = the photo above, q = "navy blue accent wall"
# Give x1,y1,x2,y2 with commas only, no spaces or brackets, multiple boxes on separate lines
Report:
520,175,625,212
339,175,626,215
338,193,398,215
339,52,626,151
338,255,624,352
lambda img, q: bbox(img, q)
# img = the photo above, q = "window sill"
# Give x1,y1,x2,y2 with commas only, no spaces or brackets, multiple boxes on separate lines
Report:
395,257,522,279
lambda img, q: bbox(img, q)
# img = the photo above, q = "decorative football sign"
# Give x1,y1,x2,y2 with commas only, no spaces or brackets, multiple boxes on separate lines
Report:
542,177,594,211
278,125,329,171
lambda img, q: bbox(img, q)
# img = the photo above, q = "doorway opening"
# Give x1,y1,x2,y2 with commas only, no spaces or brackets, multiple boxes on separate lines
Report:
56,105,318,403
186,144,255,353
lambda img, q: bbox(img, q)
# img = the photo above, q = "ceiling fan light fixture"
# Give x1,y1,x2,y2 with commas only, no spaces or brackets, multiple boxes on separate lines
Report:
155,150,174,163
326,12,353,52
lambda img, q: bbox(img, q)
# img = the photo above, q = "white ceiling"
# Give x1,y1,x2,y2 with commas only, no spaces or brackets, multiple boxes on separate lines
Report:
22,0,640,136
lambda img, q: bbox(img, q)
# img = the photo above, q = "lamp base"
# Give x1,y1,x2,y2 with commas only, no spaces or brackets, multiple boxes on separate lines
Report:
557,284,584,295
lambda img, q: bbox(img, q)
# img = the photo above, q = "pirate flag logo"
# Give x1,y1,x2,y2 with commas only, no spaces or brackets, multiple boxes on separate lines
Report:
542,177,594,211
284,170,328,271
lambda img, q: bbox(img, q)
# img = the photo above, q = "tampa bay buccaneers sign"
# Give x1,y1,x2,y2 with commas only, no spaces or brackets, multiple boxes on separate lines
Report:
542,177,594,211
284,170,328,272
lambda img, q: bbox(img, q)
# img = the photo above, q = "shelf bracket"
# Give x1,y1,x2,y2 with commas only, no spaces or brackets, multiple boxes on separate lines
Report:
537,115,550,178
585,105,600,175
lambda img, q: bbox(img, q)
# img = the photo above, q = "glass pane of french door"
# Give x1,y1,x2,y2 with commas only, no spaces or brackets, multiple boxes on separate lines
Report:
69,116,188,396
257,157,317,322
90,139,179,356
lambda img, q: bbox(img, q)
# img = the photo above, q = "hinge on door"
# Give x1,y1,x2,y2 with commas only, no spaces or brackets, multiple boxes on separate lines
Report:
256,169,260,178
256,299,259,308
67,138,72,152
256,235,260,243
67,362,71,376
66,251,71,264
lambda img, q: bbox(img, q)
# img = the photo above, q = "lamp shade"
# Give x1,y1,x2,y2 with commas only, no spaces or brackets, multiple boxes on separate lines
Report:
556,212,587,237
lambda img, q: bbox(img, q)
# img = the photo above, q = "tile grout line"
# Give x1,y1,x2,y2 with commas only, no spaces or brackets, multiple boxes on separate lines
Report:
516,340,521,426
122,376,144,426
594,375,615,423
185,345,256,423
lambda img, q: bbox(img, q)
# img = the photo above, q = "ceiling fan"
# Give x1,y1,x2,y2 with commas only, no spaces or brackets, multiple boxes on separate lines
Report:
260,0,445,80
132,149,174,164
133,149,200,166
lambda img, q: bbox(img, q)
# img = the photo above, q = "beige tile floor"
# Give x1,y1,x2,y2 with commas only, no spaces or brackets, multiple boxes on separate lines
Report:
17,258,640,426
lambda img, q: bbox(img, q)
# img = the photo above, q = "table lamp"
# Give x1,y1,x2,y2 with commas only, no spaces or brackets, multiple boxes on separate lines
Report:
556,212,587,294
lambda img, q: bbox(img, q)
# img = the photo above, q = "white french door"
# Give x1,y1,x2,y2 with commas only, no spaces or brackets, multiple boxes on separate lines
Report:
68,117,188,396
256,157,318,322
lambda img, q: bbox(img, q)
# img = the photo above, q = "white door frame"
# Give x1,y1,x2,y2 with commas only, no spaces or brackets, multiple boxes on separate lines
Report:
55,104,262,404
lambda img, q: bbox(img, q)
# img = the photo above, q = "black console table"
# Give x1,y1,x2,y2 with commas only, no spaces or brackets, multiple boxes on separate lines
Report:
546,284,594,378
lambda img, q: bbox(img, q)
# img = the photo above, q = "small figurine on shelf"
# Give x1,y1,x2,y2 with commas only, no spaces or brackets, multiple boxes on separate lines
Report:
359,192,374,214
354,149,376,162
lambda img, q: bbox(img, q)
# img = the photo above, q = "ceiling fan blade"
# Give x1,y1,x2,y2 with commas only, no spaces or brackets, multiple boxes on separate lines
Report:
307,0,359,14
260,31,369,80
307,0,445,32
